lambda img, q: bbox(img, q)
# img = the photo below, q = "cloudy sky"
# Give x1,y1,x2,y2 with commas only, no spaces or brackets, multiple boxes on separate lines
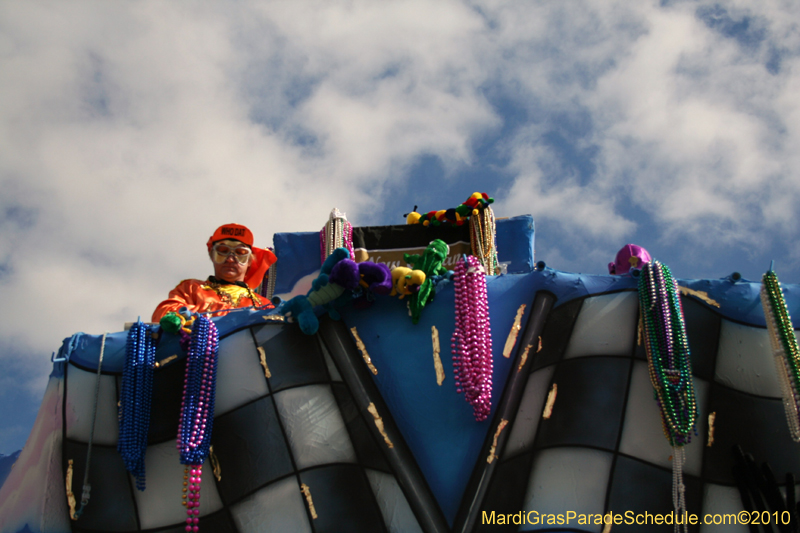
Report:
2,0,799,454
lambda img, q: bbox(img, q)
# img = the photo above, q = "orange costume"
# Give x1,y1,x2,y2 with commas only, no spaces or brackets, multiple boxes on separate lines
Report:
151,277,273,322
152,224,277,322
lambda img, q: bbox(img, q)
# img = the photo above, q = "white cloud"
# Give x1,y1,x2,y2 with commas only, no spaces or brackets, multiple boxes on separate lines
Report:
593,4,800,246
501,142,635,242
480,1,800,263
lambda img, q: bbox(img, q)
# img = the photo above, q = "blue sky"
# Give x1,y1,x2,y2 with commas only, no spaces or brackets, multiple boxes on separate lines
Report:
1,0,800,454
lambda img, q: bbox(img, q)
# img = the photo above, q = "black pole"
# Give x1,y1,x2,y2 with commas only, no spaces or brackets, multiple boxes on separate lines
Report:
318,316,451,533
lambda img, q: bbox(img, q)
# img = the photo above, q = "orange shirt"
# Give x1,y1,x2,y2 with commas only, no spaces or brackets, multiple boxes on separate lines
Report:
152,278,273,322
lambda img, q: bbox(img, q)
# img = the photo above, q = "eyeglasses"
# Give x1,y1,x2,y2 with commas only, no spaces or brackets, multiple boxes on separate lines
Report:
211,241,252,264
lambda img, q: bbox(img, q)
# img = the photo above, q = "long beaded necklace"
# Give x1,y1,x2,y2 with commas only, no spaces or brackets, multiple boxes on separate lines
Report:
118,321,156,491
451,255,493,422
262,246,277,300
320,208,354,264
469,205,499,276
760,268,800,441
201,279,262,308
177,315,219,532
638,260,696,533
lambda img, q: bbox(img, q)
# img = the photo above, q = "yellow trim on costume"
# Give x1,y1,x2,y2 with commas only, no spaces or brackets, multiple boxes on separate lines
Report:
201,281,262,308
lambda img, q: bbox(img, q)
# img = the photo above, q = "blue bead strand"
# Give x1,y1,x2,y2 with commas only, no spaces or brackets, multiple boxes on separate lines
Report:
118,320,155,490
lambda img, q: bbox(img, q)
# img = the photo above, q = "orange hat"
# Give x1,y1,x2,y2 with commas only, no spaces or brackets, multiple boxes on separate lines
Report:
207,223,254,249
207,223,277,289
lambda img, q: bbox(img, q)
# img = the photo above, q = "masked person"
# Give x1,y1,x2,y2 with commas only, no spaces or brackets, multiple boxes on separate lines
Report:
152,223,277,323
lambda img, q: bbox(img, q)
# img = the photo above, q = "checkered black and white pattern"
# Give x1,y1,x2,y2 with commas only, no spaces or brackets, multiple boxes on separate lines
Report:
60,287,798,533
63,322,422,533
479,289,799,533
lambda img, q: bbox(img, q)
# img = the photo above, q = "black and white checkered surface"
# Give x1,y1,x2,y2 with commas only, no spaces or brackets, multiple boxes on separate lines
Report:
63,322,422,533
479,290,799,533
61,288,798,533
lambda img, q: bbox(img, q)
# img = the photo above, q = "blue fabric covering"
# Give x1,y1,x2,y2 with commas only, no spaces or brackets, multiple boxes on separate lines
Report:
272,230,321,295
55,331,128,373
62,307,285,373
495,215,535,274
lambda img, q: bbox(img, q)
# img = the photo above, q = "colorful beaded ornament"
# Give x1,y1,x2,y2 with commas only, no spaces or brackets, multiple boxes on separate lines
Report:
469,205,499,276
638,260,697,533
451,255,493,422
760,269,800,442
177,315,220,532
118,320,156,490
320,208,354,265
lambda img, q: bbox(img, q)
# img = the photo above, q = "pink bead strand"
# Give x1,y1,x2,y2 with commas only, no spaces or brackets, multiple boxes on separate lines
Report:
185,464,202,532
451,255,493,421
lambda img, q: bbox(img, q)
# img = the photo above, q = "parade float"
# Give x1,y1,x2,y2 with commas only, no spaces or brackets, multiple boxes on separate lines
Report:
1,194,799,533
